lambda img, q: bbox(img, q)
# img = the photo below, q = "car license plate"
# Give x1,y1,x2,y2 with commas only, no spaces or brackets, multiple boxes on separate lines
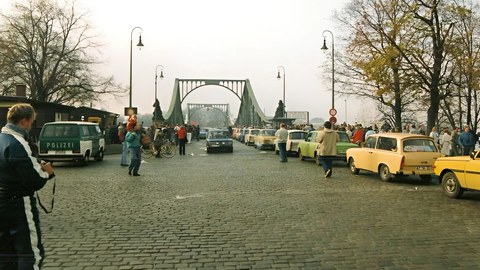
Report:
416,166,430,170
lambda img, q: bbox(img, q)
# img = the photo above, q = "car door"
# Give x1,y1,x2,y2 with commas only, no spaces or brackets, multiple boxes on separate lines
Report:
465,151,480,190
307,131,317,158
88,125,100,156
356,136,377,171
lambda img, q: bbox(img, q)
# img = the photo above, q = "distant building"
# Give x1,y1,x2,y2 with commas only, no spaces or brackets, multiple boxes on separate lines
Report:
0,95,119,142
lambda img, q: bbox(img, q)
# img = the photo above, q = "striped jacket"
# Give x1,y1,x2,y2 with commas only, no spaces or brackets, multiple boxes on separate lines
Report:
0,123,50,198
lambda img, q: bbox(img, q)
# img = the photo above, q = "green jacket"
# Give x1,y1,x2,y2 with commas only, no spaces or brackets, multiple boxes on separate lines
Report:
126,131,141,148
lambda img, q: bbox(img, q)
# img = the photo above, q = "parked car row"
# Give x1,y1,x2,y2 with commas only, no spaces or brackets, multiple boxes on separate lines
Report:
235,128,480,199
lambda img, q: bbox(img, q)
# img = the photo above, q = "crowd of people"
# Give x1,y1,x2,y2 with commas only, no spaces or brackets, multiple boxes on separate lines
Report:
117,118,205,176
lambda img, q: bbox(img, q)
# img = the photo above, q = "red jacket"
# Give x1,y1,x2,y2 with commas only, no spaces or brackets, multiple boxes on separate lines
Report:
351,129,365,143
177,128,186,139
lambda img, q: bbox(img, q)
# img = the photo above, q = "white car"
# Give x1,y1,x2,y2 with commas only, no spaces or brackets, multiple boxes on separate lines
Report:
274,130,308,156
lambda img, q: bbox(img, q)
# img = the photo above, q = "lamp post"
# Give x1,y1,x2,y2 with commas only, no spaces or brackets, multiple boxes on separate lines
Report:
276,66,286,117
154,65,164,101
153,65,164,124
321,30,335,110
129,26,144,109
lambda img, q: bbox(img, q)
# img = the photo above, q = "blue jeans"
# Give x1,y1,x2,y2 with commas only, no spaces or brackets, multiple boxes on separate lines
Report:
128,147,141,174
319,156,334,172
121,142,128,165
278,143,287,161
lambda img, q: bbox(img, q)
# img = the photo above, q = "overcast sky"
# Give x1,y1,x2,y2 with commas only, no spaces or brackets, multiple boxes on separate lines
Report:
1,0,376,124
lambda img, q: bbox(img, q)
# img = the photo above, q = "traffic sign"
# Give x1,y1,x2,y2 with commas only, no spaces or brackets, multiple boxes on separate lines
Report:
329,108,337,116
329,116,337,124
124,107,138,116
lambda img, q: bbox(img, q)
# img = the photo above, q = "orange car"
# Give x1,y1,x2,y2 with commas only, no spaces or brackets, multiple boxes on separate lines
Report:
346,134,440,181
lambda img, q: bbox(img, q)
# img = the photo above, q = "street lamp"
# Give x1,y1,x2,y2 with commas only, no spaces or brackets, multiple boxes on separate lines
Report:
153,65,164,125
276,66,286,117
154,65,164,101
321,30,335,110
129,26,144,109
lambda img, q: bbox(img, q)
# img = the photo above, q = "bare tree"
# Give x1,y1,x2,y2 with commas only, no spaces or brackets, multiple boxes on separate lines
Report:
0,0,124,105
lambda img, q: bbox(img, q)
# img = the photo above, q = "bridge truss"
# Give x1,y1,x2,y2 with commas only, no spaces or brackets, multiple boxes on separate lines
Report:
164,79,269,127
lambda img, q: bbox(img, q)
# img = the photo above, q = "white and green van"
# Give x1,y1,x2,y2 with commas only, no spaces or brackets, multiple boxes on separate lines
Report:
38,121,105,164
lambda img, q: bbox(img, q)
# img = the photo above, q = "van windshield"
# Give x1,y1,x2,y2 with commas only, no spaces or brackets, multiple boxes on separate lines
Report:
42,125,79,138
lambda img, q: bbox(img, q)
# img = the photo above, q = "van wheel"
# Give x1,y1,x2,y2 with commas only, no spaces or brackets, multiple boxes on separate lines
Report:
95,149,104,161
82,152,90,166
379,164,392,182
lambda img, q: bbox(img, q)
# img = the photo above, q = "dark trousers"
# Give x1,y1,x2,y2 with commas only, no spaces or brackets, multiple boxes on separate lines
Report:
463,146,475,156
129,147,141,174
0,196,45,270
278,143,287,161
319,156,335,172
179,138,186,155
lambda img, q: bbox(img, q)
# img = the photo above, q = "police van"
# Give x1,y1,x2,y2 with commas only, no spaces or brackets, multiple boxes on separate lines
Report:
38,122,105,164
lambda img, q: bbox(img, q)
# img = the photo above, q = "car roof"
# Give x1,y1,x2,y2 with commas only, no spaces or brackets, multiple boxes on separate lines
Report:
44,121,98,126
366,133,431,139
288,130,306,133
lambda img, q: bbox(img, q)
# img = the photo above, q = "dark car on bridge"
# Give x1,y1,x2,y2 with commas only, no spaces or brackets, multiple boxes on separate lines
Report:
206,129,234,153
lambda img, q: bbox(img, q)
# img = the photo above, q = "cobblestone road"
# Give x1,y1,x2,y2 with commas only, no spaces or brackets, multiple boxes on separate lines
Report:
40,140,480,270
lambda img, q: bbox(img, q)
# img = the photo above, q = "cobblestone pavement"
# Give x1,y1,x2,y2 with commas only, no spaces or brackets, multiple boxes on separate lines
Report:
40,140,480,270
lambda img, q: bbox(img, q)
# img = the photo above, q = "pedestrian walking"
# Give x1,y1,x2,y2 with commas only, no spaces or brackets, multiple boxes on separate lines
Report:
459,125,476,156
126,122,142,176
0,104,55,269
118,122,129,166
316,121,340,178
275,123,289,162
178,125,187,155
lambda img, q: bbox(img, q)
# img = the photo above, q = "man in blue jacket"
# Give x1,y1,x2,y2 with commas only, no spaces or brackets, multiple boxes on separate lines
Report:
0,104,55,269
459,125,476,155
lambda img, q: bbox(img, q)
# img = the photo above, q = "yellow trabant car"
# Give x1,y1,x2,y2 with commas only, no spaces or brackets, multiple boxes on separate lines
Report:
245,128,260,146
434,151,480,198
254,129,277,150
346,134,440,181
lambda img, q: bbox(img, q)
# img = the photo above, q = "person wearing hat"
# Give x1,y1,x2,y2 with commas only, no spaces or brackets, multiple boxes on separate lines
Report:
118,121,128,166
316,121,340,178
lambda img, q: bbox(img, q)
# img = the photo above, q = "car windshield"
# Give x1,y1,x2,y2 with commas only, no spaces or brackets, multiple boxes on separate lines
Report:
403,139,437,152
42,124,79,138
290,132,307,140
263,130,276,136
338,132,350,143
251,130,260,135
208,131,230,139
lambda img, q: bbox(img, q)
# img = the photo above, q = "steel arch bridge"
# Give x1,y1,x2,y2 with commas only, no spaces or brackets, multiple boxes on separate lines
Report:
187,103,231,127
164,78,269,127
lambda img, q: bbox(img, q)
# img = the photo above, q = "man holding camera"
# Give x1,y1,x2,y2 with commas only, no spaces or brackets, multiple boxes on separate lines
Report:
0,104,55,269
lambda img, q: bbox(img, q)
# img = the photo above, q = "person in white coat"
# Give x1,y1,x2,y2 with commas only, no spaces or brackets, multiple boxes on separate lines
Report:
439,128,451,156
